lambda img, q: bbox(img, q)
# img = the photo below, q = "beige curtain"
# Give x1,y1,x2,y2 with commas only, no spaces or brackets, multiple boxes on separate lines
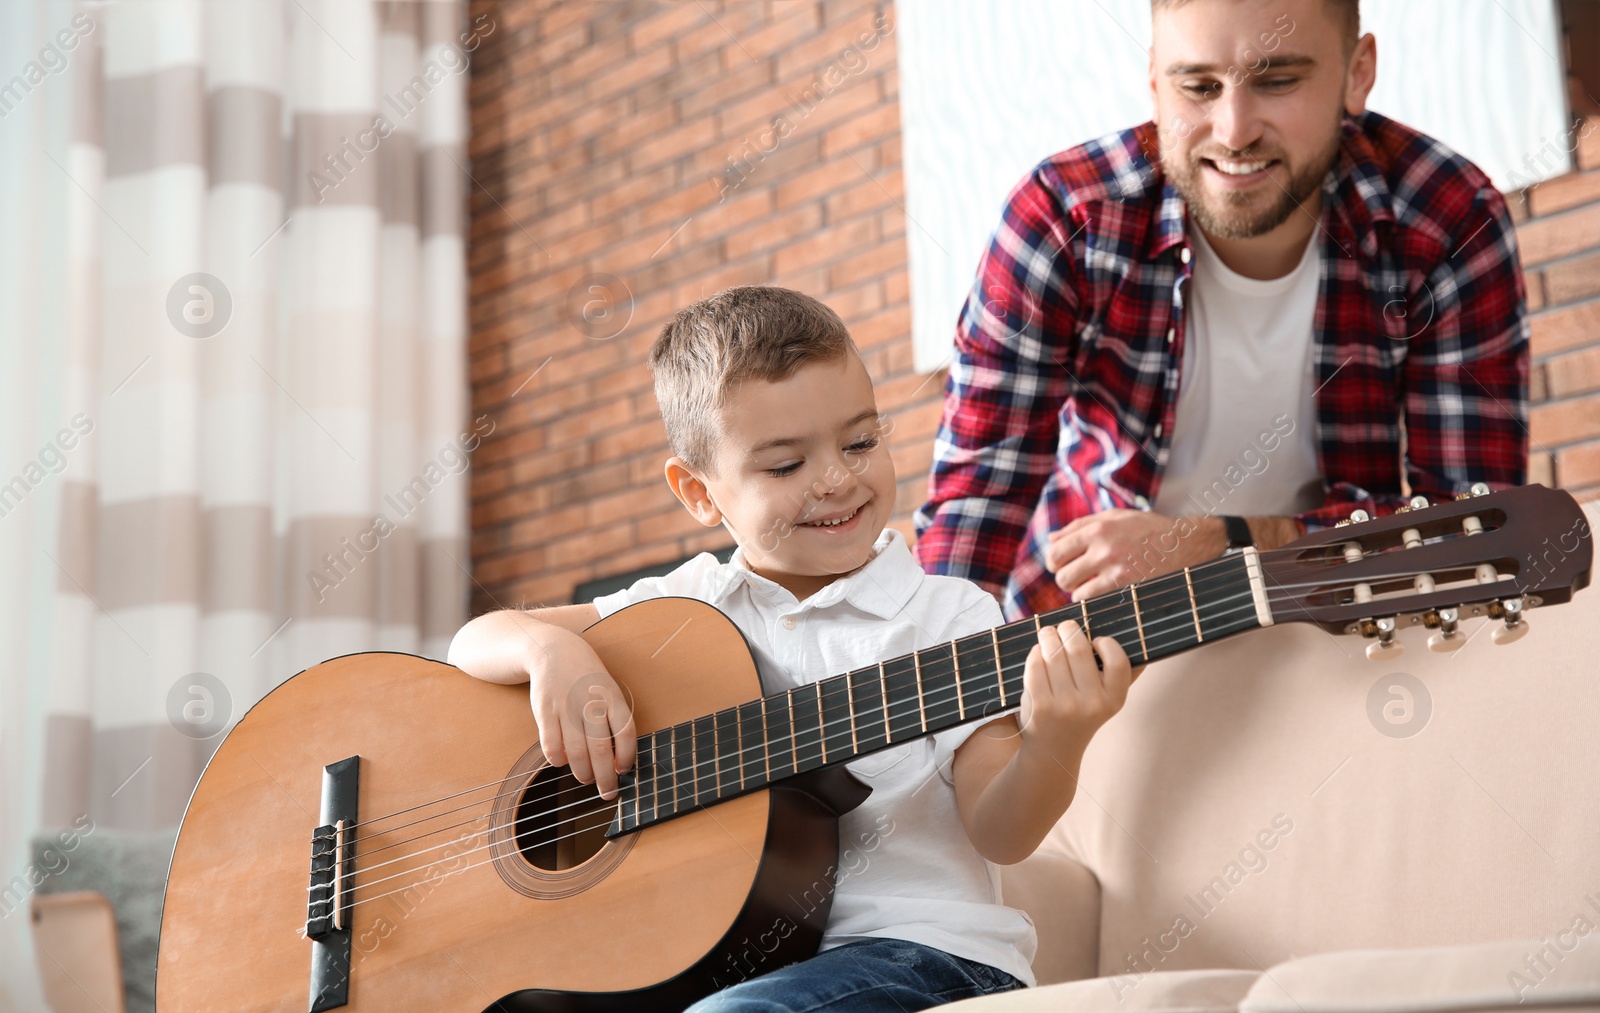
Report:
0,0,471,1003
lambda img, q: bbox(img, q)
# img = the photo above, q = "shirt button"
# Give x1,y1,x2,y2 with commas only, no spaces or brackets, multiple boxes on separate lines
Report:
782,616,797,630
1166,327,1176,344
1153,423,1164,438
1180,246,1191,264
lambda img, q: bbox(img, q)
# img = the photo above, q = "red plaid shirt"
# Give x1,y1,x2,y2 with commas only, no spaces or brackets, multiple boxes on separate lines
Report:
914,111,1529,619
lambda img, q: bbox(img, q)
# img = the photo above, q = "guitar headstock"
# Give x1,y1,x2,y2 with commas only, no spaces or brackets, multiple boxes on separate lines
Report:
1262,484,1592,659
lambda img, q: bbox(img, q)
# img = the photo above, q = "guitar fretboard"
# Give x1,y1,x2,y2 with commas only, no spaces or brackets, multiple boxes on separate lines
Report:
610,552,1265,835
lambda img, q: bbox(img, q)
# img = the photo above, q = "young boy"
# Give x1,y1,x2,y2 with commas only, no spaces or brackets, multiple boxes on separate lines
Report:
448,286,1135,1011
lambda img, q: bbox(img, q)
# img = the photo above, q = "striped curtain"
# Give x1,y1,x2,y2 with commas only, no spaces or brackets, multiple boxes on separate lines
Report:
0,1,471,1003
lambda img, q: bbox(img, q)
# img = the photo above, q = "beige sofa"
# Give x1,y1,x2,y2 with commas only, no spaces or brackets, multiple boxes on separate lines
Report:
954,498,1600,1011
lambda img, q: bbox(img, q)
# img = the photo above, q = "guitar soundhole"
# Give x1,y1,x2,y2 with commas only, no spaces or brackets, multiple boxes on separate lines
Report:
514,767,613,871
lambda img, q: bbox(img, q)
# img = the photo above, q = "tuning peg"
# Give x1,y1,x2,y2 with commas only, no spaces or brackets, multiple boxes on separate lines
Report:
1408,494,1429,510
1426,608,1465,652
1365,617,1403,661
1491,598,1528,645
1336,508,1370,528
1366,637,1404,661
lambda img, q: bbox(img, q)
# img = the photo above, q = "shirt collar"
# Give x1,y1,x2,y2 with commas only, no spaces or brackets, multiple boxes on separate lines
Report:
712,528,924,619
1143,112,1395,262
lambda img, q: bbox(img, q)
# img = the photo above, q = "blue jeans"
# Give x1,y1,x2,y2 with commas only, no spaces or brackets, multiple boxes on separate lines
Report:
685,938,1024,1013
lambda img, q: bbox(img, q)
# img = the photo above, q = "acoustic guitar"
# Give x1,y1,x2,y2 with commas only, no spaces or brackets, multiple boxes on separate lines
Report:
155,485,1591,1012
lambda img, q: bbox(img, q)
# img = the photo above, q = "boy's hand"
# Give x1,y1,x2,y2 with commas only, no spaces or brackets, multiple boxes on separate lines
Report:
1017,619,1136,763
528,636,637,800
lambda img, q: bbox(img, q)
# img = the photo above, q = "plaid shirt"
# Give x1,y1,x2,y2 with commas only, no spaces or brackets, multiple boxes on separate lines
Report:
914,111,1529,619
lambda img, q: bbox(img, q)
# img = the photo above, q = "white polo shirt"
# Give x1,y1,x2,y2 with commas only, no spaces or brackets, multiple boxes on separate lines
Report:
592,527,1038,986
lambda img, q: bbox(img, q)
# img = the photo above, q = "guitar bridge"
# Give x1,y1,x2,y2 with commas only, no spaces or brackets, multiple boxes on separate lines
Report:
305,756,359,1012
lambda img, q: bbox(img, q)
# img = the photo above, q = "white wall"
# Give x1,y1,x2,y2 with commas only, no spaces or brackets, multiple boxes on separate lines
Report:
896,0,1571,371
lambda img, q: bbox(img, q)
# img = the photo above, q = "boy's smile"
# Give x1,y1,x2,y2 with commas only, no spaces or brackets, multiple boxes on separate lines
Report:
664,352,896,602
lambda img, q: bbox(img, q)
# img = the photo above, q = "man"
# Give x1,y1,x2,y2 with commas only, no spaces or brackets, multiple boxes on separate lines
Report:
915,0,1528,619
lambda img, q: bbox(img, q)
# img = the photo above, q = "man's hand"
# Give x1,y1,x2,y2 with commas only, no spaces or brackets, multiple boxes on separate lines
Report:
1046,509,1226,598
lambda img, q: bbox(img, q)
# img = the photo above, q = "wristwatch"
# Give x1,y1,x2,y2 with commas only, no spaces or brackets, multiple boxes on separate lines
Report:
1221,515,1253,550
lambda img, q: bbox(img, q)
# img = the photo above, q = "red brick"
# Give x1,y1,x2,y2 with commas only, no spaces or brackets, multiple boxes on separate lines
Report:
508,503,589,549
1527,168,1600,217
821,102,900,158
1530,299,1600,357
1545,346,1600,399
1526,270,1545,312
1579,116,1600,172
628,3,706,53
1529,397,1600,446
738,5,823,61
1557,441,1600,488
1516,202,1600,266
828,235,905,289
825,171,898,222
1543,251,1600,306
772,217,876,275
725,203,824,260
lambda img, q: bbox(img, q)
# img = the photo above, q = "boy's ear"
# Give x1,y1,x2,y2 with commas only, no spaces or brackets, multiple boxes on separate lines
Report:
664,457,723,527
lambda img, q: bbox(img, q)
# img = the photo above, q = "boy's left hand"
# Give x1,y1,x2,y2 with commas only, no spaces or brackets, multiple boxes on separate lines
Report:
1017,620,1138,762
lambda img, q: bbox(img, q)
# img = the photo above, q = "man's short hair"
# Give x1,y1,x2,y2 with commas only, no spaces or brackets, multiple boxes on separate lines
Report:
1150,0,1360,56
649,285,856,472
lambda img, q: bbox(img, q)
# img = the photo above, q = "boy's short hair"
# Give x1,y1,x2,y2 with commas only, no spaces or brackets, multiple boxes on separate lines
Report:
649,286,856,472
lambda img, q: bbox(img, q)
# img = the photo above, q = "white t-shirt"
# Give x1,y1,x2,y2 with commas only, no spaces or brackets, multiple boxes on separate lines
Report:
592,527,1038,986
1151,226,1325,518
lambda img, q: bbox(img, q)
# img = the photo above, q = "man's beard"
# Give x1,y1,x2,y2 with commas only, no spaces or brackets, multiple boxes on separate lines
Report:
1162,126,1342,240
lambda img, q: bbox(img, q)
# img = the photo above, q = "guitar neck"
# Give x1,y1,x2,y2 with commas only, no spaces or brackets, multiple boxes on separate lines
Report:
610,551,1269,836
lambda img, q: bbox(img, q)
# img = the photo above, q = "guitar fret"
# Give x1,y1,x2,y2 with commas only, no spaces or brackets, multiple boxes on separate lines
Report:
714,708,739,801
882,655,922,744
695,715,714,806
817,688,827,764
916,643,960,731
1184,566,1204,642
990,628,1006,708
819,675,853,763
914,652,926,732
847,674,858,753
879,663,891,743
612,554,1271,838
651,733,660,821
850,667,888,754
1129,583,1149,663
952,645,965,720
792,682,823,772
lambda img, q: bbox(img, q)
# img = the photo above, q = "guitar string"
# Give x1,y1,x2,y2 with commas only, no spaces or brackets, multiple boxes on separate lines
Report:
319,603,1261,917
322,557,1517,916
319,591,1302,905
330,552,1279,848
323,525,1483,841
334,564,1279,855
334,550,1502,861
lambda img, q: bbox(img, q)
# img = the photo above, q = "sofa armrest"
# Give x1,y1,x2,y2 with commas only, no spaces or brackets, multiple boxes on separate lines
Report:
1240,937,1600,1013
999,848,1101,985
31,891,126,1013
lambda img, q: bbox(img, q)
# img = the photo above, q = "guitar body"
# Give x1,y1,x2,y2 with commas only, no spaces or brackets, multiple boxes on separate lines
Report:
156,598,867,1012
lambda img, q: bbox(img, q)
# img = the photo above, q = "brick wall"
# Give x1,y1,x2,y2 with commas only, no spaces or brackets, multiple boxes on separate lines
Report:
1516,119,1600,500
466,1,1600,614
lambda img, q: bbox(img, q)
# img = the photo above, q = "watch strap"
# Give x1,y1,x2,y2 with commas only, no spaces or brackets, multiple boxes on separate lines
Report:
1221,514,1253,549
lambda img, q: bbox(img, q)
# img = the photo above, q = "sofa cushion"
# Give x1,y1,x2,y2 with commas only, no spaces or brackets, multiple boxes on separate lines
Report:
943,968,1260,1012
1240,937,1600,1012
1043,499,1600,976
